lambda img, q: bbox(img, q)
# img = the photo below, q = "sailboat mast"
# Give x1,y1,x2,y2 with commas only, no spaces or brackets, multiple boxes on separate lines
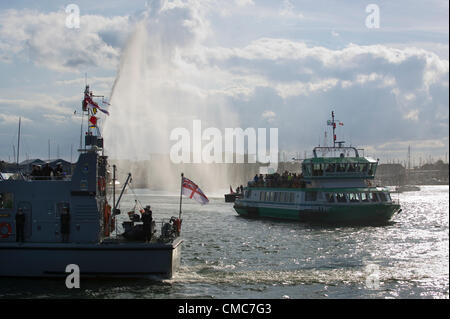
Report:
17,117,21,167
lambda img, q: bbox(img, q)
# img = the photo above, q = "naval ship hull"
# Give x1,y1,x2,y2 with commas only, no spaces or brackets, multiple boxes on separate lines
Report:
0,238,182,279
234,203,400,224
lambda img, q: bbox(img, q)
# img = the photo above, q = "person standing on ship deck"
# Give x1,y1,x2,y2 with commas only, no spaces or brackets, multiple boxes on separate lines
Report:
142,206,153,243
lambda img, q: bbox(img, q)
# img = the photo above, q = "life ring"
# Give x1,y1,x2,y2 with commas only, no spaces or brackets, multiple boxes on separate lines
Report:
98,177,106,193
0,222,12,239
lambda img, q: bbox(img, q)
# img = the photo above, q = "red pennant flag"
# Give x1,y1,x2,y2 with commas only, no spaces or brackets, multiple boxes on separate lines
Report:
89,116,97,126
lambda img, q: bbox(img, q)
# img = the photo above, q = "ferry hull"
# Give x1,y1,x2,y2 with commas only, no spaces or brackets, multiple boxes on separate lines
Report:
0,239,182,279
234,204,400,224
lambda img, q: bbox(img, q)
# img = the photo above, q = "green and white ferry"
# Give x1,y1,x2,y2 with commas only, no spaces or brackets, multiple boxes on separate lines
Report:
234,112,401,224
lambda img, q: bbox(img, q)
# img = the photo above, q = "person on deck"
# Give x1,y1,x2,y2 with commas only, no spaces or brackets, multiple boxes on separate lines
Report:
54,163,64,179
42,163,54,179
142,205,153,243
31,165,42,179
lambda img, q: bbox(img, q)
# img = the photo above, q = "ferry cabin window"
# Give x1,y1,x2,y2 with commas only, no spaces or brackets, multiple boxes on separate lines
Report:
302,163,312,176
385,192,391,201
278,192,284,202
348,193,359,203
336,193,347,203
361,193,370,202
325,193,335,203
245,190,251,198
361,164,369,173
0,193,13,209
313,164,323,176
305,191,317,201
378,192,387,202
260,192,265,201
336,163,347,172
325,164,336,173
370,192,379,202
274,192,279,202
303,164,312,176
289,193,295,203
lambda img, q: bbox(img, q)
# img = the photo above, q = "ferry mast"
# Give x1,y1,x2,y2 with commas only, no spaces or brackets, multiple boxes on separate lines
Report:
328,111,345,149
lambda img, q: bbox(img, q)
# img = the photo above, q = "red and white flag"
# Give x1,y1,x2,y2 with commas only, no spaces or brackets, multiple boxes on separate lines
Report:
182,177,209,205
84,93,110,115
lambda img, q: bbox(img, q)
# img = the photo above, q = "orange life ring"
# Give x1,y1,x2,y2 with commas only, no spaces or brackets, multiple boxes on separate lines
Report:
0,222,12,239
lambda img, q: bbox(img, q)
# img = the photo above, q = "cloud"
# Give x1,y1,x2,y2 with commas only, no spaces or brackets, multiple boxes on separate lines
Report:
0,9,132,72
0,94,77,115
0,0,448,162
279,0,304,19
235,0,254,6
261,110,276,123
55,76,116,91
0,114,32,125
331,30,340,37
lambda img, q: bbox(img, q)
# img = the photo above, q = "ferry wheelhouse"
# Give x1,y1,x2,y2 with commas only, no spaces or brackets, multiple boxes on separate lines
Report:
234,113,401,224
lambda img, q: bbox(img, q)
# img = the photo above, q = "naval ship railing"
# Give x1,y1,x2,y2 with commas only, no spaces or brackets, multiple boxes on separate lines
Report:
25,175,72,181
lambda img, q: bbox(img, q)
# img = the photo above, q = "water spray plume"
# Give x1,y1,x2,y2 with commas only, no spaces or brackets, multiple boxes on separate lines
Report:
103,3,241,192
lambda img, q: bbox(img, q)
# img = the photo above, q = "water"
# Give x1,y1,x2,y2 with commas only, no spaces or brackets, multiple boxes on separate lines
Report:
0,185,448,299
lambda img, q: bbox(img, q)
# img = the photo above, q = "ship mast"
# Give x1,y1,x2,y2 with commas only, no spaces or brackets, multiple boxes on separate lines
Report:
328,111,345,149
80,85,108,153
332,111,336,147
16,117,21,168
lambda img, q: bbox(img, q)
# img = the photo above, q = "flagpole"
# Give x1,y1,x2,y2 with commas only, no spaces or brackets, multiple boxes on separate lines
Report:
179,173,184,219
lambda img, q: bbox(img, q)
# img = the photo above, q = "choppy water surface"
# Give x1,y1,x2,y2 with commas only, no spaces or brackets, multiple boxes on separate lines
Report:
1,186,448,299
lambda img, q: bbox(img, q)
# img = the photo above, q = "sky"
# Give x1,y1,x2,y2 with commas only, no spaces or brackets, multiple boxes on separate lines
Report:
0,0,448,165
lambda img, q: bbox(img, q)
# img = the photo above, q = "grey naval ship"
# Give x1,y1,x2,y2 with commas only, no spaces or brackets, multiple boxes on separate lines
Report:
0,86,182,279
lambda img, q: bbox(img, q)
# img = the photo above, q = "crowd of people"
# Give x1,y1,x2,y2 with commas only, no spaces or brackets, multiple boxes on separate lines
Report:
249,171,306,188
30,163,64,180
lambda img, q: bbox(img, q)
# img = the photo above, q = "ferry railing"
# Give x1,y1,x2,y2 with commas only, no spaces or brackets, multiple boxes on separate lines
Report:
25,175,72,181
